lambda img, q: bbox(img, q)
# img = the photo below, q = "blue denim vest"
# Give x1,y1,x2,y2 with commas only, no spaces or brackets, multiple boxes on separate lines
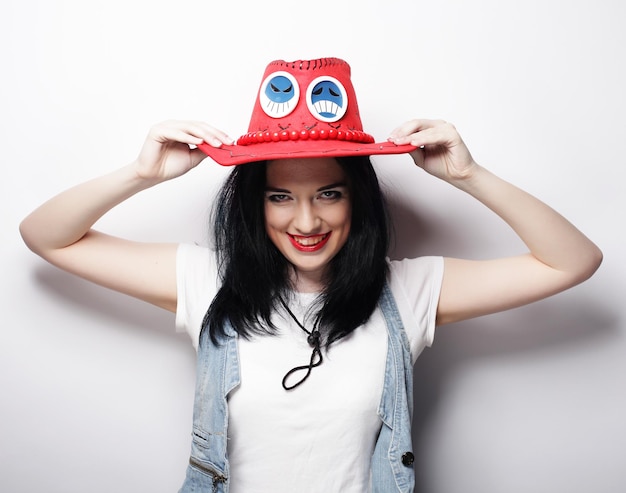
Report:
179,283,415,493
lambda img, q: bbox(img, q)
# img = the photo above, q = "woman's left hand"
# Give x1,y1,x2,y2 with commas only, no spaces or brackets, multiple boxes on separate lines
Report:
389,120,602,328
388,119,477,183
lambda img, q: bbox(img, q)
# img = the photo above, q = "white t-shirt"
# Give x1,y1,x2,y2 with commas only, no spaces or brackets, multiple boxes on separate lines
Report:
176,243,444,493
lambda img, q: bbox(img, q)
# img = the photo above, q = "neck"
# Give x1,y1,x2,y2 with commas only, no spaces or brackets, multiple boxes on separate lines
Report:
290,267,326,293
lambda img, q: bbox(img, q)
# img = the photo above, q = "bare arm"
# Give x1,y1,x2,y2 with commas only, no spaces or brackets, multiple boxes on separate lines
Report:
389,119,602,326
20,120,233,312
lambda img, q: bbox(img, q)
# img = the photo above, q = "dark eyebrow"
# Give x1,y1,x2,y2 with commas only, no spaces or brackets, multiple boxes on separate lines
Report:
265,186,290,193
318,182,348,191
264,182,348,193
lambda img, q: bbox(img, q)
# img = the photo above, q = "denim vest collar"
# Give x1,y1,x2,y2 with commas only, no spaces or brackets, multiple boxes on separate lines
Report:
179,282,415,493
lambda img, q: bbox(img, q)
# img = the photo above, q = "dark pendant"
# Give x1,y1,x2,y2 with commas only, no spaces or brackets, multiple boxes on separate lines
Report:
307,331,321,347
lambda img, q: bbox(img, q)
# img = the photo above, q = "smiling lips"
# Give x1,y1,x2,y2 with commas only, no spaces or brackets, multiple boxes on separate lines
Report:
288,232,332,252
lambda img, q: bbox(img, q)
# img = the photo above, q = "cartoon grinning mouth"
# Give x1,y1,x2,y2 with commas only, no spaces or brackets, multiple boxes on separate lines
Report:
265,99,293,115
310,99,342,119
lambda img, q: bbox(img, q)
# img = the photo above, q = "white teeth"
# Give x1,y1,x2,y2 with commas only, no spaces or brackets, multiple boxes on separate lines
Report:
293,234,328,246
313,100,340,117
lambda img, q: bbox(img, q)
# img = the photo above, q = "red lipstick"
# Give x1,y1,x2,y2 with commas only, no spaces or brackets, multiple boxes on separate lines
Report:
288,233,331,252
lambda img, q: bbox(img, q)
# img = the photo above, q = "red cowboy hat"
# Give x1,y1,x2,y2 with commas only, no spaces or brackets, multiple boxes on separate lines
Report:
197,57,416,166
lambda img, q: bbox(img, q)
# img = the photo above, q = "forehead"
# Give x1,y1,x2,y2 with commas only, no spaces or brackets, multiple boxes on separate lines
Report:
265,158,347,187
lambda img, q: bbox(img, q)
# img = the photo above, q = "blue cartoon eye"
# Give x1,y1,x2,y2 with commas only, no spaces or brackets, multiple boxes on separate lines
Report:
259,71,300,118
268,76,294,102
306,76,348,122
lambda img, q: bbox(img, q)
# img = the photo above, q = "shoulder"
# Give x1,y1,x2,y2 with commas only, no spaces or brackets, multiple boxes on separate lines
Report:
388,256,444,290
387,255,444,311
177,242,213,265
176,243,219,291
386,256,445,359
175,243,220,345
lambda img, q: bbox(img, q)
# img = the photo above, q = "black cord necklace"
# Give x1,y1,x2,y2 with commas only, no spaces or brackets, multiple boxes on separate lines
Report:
279,297,324,390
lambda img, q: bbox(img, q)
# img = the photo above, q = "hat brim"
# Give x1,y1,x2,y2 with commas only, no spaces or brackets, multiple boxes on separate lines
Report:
197,140,417,166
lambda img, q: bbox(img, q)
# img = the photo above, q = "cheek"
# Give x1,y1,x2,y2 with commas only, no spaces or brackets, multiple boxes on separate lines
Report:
264,204,287,233
263,214,282,251
264,203,275,230
325,204,352,248
332,203,352,231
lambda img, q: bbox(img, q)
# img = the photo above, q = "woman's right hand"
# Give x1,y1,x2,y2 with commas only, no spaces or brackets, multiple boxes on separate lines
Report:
134,120,234,182
20,120,233,313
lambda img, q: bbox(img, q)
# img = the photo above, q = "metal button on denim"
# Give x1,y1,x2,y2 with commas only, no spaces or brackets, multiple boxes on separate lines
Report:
401,452,415,467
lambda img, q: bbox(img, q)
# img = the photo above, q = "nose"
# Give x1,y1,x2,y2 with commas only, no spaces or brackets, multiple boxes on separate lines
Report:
293,200,321,234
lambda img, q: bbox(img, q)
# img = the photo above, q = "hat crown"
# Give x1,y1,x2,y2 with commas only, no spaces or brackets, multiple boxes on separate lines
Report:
242,57,367,142
196,56,416,165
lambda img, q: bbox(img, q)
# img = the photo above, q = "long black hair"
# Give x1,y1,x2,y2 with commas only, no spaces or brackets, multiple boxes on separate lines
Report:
201,155,390,346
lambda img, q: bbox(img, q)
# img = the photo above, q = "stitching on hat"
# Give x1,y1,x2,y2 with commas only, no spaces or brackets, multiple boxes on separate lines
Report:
274,58,348,71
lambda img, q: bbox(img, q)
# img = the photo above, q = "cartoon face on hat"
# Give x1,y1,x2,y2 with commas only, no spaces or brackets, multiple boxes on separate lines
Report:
306,76,348,122
259,71,300,118
197,57,416,165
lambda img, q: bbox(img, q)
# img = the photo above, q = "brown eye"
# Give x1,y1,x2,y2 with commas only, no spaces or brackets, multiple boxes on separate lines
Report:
319,190,341,200
267,194,290,203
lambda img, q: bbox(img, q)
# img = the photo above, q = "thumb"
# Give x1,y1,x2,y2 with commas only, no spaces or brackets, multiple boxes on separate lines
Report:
409,147,425,168
189,147,210,168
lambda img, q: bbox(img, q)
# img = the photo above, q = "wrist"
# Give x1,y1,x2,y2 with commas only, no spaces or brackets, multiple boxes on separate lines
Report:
126,161,167,190
447,161,484,190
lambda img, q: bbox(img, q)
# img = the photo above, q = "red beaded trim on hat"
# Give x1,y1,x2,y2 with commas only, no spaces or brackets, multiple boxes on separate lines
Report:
236,128,376,146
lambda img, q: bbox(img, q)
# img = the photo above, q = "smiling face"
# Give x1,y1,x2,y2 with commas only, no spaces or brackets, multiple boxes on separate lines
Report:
264,158,352,292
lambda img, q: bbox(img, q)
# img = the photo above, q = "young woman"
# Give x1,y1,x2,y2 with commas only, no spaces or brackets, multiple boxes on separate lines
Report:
20,58,602,493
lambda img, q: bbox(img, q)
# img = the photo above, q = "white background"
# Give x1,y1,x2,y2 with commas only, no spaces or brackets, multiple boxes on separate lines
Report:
2,1,625,492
